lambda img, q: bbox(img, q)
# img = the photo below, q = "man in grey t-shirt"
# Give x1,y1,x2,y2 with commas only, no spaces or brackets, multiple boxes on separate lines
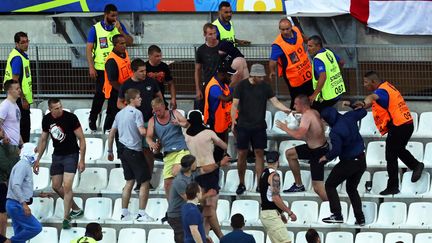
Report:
107,88,153,223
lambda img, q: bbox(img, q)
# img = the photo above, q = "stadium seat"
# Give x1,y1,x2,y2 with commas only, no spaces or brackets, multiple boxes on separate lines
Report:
402,202,432,228
107,198,139,224
371,171,400,196
40,139,54,163
265,110,273,132
76,197,112,223
422,142,432,168
244,230,265,243
75,167,107,193
317,201,348,225
265,231,295,243
176,109,185,117
219,169,225,190
278,140,307,166
354,232,383,243
399,171,430,196
222,169,254,194
47,197,83,223
209,229,230,243
84,137,104,163
384,232,413,243
366,141,386,167
216,199,230,225
347,201,377,226
45,108,70,115
326,232,353,243
282,170,312,195
59,227,85,243
30,108,43,133
398,141,423,168
101,227,117,243
229,200,260,226
360,112,381,137
413,111,432,138
101,168,127,194
289,200,319,226
296,231,324,243
339,171,371,196
415,233,432,243
147,228,175,243
29,227,58,243
271,111,290,134
29,197,54,222
135,198,168,224
118,228,146,243
371,202,407,228
33,166,50,191
98,139,121,164
73,108,92,134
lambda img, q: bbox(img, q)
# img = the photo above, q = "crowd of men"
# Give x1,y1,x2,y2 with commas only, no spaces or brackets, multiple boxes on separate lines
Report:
0,1,426,243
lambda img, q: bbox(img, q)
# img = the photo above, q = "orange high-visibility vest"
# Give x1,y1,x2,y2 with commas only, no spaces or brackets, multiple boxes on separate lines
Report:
273,26,312,87
372,81,413,135
203,77,232,133
103,50,133,99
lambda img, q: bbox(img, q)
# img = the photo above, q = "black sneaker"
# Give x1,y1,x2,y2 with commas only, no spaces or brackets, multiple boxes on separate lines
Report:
411,162,424,182
355,218,366,226
322,214,344,224
255,186,260,193
89,119,97,131
283,183,306,193
379,187,400,195
236,183,246,195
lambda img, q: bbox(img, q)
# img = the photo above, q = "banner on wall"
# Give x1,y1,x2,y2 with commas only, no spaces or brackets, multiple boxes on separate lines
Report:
2,0,284,12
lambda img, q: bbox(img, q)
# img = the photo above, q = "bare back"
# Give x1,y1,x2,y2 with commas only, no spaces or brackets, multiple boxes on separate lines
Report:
298,109,326,148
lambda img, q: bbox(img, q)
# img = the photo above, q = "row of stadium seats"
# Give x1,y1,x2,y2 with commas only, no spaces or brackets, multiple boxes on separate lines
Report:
9,225,432,243
29,108,432,138
26,196,432,229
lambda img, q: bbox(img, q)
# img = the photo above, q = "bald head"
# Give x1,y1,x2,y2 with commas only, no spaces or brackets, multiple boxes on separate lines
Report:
279,19,294,38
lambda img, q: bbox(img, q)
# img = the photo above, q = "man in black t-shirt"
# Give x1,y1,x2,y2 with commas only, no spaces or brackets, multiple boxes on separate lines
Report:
34,98,86,229
231,64,291,195
118,58,163,176
145,45,177,110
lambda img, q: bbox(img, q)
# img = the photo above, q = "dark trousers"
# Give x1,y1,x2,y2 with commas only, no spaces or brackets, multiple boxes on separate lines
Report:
103,89,119,132
89,70,105,130
16,99,30,143
167,216,184,243
386,122,419,189
325,155,366,220
285,79,314,110
312,97,339,113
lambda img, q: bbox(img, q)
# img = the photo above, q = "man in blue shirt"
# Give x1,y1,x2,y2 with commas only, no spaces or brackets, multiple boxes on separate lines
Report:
181,182,207,243
86,4,133,132
319,107,366,225
220,213,255,243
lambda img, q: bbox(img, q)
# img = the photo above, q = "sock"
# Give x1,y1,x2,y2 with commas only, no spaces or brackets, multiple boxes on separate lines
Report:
122,208,129,216
138,209,146,216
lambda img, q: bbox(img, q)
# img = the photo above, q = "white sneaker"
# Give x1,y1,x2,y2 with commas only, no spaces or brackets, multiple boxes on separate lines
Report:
136,212,155,222
120,214,132,221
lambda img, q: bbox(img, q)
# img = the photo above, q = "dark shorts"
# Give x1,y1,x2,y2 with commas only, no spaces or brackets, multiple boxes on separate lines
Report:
0,183,7,213
295,143,329,181
121,148,151,184
236,126,267,150
167,216,184,243
195,168,220,193
50,153,79,176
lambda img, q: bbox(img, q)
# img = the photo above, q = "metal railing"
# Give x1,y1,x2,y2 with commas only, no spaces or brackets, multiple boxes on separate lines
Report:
1,44,431,100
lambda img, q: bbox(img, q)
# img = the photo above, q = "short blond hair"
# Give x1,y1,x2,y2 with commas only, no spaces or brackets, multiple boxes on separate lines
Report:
125,88,140,104
151,97,165,108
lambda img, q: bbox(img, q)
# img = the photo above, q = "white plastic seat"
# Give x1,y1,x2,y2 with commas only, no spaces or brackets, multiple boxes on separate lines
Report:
45,108,70,115
326,232,353,243
271,111,290,134
398,141,423,168
209,229,230,243
423,142,432,168
371,202,407,228
347,201,377,226
29,197,54,222
384,232,413,243
76,197,112,223
355,232,383,243
222,169,254,194
244,230,265,243
265,110,272,132
360,112,381,137
296,231,324,243
147,228,175,243
135,198,168,224
30,108,43,134
289,200,318,226
118,228,146,243
101,168,127,194
340,171,371,196
219,169,225,190
278,140,307,166
317,201,348,225
33,166,50,191
216,199,230,225
84,137,104,163
229,200,260,226
40,139,54,163
414,112,432,138
73,108,92,134
366,141,386,167
265,231,295,243
98,139,121,164
59,227,85,243
415,233,432,243
47,197,83,223
402,202,432,228
176,109,185,117
107,198,139,224
399,171,430,196
371,171,400,196
75,167,107,193
101,227,117,243
29,227,58,243
283,170,312,194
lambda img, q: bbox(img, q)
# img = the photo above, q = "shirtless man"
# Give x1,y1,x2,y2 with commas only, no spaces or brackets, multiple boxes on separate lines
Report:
275,94,328,200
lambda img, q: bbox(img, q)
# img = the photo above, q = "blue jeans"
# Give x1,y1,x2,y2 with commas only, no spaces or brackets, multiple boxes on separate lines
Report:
6,199,42,243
